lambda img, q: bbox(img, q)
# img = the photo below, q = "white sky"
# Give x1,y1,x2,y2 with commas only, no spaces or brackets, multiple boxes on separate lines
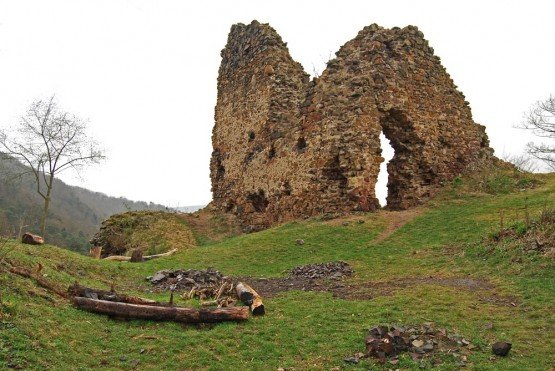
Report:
1,0,554,207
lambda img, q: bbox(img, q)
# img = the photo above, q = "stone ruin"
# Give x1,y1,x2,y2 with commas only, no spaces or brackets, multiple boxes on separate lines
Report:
210,20,494,231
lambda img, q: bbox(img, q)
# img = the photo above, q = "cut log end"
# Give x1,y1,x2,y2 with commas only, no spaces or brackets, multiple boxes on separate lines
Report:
252,304,265,316
236,282,265,316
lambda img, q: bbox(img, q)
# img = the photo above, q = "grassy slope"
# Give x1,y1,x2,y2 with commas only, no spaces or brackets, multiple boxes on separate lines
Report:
0,174,554,370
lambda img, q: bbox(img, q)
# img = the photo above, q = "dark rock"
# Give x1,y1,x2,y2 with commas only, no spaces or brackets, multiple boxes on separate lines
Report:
295,239,305,245
492,342,511,356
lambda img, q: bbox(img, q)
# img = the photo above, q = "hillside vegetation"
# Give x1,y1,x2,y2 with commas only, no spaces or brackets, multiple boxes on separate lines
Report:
0,156,168,253
0,172,553,370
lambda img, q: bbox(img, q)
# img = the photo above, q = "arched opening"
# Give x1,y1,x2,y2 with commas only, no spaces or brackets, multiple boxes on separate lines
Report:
376,130,394,207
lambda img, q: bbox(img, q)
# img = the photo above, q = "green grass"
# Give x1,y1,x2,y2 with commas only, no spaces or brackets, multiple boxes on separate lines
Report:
1,173,554,370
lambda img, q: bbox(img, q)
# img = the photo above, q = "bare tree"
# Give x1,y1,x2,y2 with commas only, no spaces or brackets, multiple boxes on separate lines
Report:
501,152,539,173
0,96,105,237
518,95,555,170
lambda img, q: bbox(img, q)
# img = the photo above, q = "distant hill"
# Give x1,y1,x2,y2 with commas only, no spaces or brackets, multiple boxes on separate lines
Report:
0,155,169,253
174,205,205,213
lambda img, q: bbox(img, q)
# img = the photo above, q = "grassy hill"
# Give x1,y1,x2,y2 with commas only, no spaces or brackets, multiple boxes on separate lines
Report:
0,171,553,369
0,156,169,253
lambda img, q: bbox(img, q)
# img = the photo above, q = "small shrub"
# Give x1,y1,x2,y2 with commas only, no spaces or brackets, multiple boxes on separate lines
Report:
539,207,555,225
484,173,514,194
452,176,463,189
512,221,528,236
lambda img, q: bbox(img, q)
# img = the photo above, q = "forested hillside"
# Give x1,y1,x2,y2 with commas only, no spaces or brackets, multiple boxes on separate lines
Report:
0,156,168,253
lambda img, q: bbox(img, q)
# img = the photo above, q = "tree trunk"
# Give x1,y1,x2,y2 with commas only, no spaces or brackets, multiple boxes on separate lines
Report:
72,297,250,323
40,193,51,237
89,246,102,259
129,249,143,262
236,282,265,315
67,283,158,305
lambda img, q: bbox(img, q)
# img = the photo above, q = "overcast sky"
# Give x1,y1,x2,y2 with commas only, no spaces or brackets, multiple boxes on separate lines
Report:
1,0,554,207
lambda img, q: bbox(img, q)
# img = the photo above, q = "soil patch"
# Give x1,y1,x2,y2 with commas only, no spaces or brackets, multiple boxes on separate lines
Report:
241,274,518,306
146,262,516,307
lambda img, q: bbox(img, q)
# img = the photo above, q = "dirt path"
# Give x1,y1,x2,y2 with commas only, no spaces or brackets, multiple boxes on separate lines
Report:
372,207,423,244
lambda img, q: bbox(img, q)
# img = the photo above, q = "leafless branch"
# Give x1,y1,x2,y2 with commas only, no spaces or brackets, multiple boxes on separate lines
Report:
517,95,555,170
0,95,105,236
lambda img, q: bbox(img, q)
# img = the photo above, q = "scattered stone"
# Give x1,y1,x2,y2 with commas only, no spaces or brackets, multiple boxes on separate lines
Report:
343,356,359,364
422,342,434,352
355,324,474,364
130,359,140,368
290,261,353,280
343,352,365,364
21,232,44,245
492,342,511,356
484,322,494,330
295,239,305,245
150,271,167,284
412,339,424,348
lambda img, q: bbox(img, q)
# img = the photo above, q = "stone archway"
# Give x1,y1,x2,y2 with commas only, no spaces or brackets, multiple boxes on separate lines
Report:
210,20,494,230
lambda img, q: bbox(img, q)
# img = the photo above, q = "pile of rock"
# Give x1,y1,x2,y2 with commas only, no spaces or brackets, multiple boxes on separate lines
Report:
346,324,473,365
290,261,353,280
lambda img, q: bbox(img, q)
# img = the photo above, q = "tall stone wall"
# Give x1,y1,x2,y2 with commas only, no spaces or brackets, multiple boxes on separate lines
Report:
210,20,494,231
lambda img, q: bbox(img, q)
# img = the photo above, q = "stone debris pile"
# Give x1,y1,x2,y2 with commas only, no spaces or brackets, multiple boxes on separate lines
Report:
290,261,353,280
345,323,474,365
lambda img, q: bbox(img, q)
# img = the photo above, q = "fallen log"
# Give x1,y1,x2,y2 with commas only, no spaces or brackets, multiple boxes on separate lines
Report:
72,297,250,323
236,282,265,315
103,248,178,262
68,283,158,305
9,266,68,298
21,232,44,245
